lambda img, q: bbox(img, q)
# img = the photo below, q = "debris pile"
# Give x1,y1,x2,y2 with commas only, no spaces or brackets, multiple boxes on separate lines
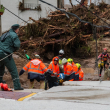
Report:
18,2,110,59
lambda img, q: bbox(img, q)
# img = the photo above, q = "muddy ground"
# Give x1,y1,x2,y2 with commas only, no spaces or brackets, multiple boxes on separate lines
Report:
3,54,100,89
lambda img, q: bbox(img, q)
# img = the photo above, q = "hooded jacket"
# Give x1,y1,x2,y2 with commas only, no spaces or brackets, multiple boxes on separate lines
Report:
19,59,47,81
77,68,84,81
48,57,60,78
64,62,76,81
72,62,79,75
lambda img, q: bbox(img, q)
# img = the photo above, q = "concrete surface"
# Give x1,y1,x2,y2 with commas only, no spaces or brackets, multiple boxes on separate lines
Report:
63,81,110,88
0,81,110,109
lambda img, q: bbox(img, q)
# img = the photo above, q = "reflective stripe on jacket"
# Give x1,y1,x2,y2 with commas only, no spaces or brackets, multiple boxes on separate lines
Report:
23,59,47,80
72,62,79,75
48,57,60,78
64,63,74,76
77,68,84,81
64,63,75,81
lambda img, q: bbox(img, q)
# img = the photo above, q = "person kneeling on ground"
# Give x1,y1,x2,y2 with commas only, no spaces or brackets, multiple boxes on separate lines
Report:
103,63,110,81
19,54,48,89
62,58,77,81
67,58,79,81
76,63,84,81
48,57,60,88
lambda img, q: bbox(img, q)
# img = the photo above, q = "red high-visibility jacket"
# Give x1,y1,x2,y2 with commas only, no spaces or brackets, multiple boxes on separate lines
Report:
48,57,60,78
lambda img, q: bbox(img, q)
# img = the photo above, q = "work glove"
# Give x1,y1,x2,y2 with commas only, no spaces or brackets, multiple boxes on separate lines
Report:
59,79,64,84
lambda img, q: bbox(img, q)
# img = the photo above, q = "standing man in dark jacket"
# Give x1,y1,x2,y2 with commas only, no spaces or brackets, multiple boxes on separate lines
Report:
0,24,23,90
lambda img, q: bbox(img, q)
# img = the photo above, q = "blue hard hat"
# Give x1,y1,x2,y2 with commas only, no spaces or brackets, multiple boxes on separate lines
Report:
59,73,65,79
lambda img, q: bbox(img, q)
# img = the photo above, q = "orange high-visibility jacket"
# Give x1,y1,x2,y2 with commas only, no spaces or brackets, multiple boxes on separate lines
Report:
48,57,60,77
72,62,79,75
23,59,47,80
64,63,74,76
77,68,84,81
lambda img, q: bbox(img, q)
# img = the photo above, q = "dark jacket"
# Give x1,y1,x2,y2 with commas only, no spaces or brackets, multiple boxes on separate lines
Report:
0,29,20,54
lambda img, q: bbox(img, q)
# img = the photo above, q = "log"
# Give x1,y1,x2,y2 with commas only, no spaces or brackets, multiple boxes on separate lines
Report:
104,31,110,36
50,10,61,14
29,17,42,24
44,39,64,47
82,34,91,38
48,14,66,17
65,36,76,45
49,25,64,30
21,40,30,45
43,28,49,38
48,31,64,38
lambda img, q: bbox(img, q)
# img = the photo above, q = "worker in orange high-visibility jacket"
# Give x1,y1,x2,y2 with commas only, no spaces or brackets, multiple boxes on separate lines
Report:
62,58,76,81
19,54,48,89
48,57,60,88
67,58,79,81
76,63,84,81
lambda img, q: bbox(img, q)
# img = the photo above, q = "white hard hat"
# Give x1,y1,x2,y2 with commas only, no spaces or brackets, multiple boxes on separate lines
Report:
59,49,64,54
62,58,67,65
35,54,40,58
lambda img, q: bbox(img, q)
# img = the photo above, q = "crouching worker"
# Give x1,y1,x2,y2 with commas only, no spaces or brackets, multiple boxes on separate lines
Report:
62,58,76,81
48,57,60,88
103,63,110,81
76,63,84,81
67,58,79,80
19,54,48,89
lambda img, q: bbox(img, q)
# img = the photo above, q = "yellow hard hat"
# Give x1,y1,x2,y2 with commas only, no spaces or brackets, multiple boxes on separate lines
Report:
70,58,73,62
76,63,81,69
67,58,71,63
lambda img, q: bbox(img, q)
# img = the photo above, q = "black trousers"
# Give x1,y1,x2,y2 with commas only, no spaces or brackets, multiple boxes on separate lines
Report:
100,61,107,76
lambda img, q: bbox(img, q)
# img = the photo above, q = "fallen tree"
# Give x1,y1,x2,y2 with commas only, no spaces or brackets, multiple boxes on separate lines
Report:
18,2,110,59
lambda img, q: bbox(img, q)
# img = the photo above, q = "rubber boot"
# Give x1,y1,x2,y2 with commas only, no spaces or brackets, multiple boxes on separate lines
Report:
14,79,24,90
40,81,45,89
29,80,34,89
0,64,5,83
